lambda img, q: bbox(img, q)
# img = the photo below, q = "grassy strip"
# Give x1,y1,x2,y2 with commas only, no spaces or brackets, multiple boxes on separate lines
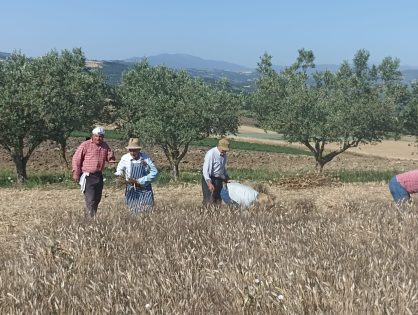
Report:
0,168,400,189
71,131,311,155
191,138,310,155
332,169,398,183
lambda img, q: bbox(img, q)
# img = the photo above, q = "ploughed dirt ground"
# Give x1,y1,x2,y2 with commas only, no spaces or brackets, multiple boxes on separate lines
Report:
1,132,418,174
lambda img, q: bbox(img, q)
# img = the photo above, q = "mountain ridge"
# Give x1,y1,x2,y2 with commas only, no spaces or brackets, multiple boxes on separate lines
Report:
1,51,417,90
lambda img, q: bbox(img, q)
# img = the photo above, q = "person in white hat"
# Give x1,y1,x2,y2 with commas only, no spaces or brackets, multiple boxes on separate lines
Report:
115,138,158,214
72,126,117,217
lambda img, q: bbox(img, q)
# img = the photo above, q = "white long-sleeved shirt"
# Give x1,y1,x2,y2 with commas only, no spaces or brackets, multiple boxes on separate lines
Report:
115,152,158,186
226,182,258,208
202,146,228,182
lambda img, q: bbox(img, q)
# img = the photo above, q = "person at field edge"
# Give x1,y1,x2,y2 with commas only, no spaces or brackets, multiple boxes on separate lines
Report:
220,182,274,209
202,138,230,205
388,169,418,210
72,127,116,217
114,138,158,214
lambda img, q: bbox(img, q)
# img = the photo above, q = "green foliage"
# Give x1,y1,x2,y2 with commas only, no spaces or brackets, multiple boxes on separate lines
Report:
332,169,399,183
71,130,124,140
33,49,109,165
0,49,109,182
116,60,240,179
0,52,48,182
399,81,418,136
253,49,403,171
191,138,310,155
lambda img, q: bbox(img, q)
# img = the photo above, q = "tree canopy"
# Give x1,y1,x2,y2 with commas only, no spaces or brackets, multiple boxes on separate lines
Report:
116,60,240,179
0,49,108,182
32,48,108,165
253,49,402,171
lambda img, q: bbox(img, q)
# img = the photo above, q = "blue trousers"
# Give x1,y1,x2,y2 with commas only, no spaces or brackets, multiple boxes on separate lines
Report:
388,176,410,205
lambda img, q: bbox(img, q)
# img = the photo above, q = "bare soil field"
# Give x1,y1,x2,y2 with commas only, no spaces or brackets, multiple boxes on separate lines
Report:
237,125,418,161
1,135,418,176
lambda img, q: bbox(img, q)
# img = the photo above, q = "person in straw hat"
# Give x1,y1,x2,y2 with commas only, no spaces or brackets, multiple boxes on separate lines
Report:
72,127,117,217
202,138,231,205
115,138,158,213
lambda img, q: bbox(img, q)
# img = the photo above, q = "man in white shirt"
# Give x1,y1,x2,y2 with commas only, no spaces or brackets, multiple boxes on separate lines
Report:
220,182,274,209
202,138,230,205
114,138,158,213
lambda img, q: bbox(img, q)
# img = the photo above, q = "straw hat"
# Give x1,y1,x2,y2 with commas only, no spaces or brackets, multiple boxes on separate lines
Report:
218,138,230,151
126,138,141,150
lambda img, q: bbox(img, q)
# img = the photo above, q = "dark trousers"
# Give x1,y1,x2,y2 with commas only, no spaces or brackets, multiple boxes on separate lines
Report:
202,176,224,205
84,173,104,217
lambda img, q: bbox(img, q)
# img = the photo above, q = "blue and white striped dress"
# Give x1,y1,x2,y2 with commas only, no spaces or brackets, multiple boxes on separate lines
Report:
115,152,158,214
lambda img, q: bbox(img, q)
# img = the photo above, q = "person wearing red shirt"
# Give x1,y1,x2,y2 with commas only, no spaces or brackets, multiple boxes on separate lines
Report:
72,127,116,217
389,169,418,212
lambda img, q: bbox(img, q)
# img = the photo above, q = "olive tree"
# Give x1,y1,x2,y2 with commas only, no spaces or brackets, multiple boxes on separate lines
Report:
253,49,400,171
400,81,418,136
116,60,240,180
33,48,108,166
0,53,48,182
0,49,108,182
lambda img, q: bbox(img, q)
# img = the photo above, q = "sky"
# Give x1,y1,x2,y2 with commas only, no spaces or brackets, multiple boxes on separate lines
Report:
2,0,418,68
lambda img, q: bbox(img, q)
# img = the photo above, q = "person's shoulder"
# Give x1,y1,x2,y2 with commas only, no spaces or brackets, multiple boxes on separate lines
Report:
120,153,131,161
140,151,151,159
77,139,91,148
206,147,217,154
101,141,112,149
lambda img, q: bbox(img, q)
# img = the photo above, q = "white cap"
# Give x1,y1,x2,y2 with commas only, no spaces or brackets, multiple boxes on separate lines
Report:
92,127,105,135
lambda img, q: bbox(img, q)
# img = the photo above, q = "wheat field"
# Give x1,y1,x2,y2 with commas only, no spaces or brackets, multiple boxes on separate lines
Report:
1,182,418,314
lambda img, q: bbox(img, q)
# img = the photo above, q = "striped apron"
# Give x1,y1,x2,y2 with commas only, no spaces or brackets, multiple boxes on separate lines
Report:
125,160,154,214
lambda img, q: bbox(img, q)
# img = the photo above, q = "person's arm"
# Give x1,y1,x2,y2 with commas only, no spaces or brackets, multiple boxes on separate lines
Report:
203,150,213,182
114,156,127,178
137,157,158,186
71,144,85,182
107,145,117,163
203,149,215,192
220,186,235,205
224,155,230,182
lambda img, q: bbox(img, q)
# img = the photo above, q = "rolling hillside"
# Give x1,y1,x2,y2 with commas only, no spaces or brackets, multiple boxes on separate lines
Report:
1,51,417,90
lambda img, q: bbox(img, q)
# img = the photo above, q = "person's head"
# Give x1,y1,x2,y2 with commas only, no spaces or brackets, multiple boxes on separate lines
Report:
126,138,142,159
256,193,275,209
91,127,105,145
217,138,230,156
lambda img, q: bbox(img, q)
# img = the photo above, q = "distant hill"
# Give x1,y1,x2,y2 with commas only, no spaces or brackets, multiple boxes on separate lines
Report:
124,53,252,72
0,52,10,60
1,51,418,90
401,69,418,84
